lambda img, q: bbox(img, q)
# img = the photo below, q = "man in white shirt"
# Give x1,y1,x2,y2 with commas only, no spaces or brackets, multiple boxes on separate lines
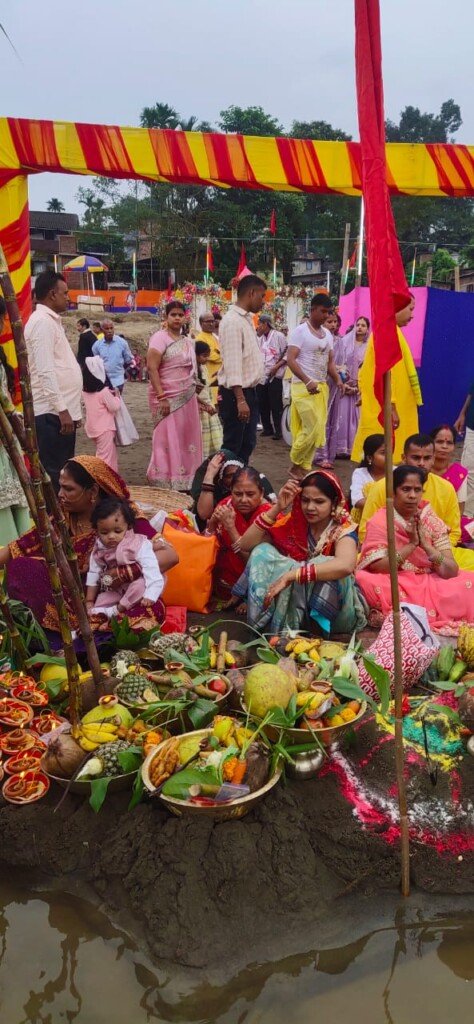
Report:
287,293,343,479
256,314,287,440
25,271,83,491
218,274,266,462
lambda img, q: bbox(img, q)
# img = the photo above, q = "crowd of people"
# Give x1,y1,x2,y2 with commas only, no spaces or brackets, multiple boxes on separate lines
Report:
0,269,474,640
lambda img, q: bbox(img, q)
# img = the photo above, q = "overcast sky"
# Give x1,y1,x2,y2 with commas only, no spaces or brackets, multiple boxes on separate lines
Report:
2,0,474,213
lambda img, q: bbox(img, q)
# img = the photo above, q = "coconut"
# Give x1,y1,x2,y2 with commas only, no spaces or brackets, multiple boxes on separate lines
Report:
41,732,84,778
244,663,297,719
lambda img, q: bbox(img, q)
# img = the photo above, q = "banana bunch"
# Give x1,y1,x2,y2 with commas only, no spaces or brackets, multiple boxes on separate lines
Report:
285,637,321,663
77,719,119,752
295,690,330,713
208,639,236,669
457,624,474,670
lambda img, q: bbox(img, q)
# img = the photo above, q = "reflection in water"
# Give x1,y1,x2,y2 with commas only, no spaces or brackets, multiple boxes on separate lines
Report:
0,878,472,1024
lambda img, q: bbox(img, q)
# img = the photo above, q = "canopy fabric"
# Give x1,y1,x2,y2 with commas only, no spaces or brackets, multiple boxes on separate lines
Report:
63,255,108,272
1,117,474,197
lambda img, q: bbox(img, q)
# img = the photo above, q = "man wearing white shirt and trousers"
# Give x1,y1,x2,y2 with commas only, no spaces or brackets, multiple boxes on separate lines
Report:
218,274,267,462
25,271,83,491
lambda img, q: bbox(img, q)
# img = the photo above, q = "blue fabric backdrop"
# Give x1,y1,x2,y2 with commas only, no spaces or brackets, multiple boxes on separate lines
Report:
418,288,474,433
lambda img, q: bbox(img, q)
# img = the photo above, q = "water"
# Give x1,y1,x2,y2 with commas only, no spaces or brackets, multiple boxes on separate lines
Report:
0,879,472,1024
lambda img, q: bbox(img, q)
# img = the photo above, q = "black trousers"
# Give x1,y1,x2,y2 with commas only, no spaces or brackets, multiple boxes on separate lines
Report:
35,414,77,492
218,386,259,462
256,378,283,437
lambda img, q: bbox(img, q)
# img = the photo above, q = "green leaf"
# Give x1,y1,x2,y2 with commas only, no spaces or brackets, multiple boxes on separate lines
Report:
161,764,220,800
117,750,142,774
187,697,218,729
425,702,462,724
89,777,111,813
256,646,280,664
44,678,65,700
428,680,458,692
360,655,391,715
128,772,145,810
25,654,66,667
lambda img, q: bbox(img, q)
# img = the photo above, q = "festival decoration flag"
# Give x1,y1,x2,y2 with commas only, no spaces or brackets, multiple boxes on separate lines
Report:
354,0,410,423
410,252,416,286
269,209,277,236
206,242,215,275
348,243,358,270
236,243,247,278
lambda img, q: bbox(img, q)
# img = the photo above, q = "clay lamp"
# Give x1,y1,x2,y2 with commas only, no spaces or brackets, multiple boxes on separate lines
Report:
4,748,44,775
0,729,39,754
0,670,33,690
31,712,67,737
0,698,34,728
2,769,50,804
11,684,49,708
98,694,119,708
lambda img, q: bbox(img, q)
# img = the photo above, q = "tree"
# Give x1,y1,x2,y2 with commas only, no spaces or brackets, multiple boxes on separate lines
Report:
291,120,351,141
430,248,456,282
47,198,65,213
386,99,462,143
140,102,180,129
218,105,283,136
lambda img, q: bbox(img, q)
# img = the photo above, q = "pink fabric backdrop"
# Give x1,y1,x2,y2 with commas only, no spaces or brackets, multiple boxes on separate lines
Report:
338,286,428,366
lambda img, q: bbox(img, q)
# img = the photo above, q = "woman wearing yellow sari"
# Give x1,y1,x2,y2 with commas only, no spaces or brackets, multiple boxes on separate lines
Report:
351,298,422,463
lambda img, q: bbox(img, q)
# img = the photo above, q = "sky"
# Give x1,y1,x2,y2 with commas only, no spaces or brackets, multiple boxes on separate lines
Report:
2,0,474,214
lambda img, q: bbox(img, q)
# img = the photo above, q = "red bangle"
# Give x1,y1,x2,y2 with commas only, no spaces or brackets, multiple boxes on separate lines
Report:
296,562,318,584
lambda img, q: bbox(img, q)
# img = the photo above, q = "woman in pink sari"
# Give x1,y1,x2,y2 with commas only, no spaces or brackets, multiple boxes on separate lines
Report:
431,424,473,543
356,465,474,635
147,301,203,490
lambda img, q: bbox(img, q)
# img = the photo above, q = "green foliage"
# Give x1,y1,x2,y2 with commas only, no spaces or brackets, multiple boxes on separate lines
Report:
47,198,65,213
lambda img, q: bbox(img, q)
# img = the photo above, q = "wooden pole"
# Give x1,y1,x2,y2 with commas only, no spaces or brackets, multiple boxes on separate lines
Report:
383,371,410,896
339,221,351,300
355,197,364,287
2,397,102,689
454,265,461,292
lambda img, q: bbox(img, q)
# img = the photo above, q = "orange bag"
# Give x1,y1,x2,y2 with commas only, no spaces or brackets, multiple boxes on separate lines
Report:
161,524,218,613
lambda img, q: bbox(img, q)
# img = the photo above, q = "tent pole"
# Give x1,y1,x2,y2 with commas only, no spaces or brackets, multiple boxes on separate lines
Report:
383,370,410,896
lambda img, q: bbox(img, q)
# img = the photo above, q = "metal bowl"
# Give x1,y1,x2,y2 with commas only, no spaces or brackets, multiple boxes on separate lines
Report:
141,728,282,820
241,698,368,747
40,757,138,795
285,748,325,780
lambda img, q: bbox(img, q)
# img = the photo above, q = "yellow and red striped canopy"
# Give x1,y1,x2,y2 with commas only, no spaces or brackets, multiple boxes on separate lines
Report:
1,117,474,197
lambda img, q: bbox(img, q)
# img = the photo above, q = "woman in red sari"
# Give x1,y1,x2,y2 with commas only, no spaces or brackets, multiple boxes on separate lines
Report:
206,467,272,602
0,456,179,634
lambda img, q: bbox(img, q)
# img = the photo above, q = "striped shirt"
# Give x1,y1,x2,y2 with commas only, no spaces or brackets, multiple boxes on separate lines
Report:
217,305,264,390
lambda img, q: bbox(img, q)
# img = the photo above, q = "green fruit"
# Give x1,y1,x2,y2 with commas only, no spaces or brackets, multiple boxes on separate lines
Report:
244,664,297,719
81,703,133,728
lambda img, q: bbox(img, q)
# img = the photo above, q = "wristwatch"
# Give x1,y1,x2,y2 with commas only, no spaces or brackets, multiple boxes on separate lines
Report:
101,573,114,591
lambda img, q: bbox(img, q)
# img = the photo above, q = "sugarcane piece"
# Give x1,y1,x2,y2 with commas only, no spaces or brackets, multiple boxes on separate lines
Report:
0,576,29,668
216,630,228,674
0,249,83,726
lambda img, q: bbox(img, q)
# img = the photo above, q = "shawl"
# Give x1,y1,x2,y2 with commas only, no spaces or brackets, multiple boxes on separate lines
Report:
266,469,356,562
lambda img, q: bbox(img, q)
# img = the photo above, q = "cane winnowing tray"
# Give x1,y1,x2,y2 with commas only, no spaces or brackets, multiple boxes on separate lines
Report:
129,485,193,517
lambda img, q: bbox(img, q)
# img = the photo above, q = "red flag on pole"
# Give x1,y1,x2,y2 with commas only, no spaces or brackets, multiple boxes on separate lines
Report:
354,0,410,423
206,242,214,274
236,243,247,278
269,209,277,236
348,243,358,269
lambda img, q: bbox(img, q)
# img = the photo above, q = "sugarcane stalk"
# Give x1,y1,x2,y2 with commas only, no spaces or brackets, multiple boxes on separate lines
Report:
216,630,228,674
0,403,82,725
0,576,29,668
383,372,410,896
1,394,102,690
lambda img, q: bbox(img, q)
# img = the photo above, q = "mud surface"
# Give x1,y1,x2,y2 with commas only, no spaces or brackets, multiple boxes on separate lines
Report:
1,716,472,972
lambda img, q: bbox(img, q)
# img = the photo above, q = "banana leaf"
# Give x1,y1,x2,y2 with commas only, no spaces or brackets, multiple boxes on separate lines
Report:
161,763,220,800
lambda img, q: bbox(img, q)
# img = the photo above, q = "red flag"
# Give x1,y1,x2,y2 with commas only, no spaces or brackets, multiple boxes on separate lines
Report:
354,0,410,423
206,243,214,274
269,209,277,236
236,243,247,278
348,243,358,269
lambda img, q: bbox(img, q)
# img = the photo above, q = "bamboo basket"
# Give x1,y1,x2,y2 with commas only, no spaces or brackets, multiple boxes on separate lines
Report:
129,486,193,516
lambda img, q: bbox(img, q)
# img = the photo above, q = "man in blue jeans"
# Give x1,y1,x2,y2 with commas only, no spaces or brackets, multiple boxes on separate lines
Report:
217,275,266,462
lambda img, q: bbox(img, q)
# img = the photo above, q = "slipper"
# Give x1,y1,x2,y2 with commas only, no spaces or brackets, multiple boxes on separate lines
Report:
319,461,334,470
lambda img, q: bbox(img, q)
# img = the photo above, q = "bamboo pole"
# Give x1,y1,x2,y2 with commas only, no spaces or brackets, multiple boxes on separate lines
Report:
339,222,351,301
383,372,410,896
2,396,102,689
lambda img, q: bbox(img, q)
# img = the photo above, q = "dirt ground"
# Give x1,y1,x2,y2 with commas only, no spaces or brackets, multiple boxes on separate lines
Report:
65,312,355,496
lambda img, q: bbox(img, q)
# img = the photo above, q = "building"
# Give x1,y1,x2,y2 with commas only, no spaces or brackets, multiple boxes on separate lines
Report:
30,211,79,282
291,247,335,288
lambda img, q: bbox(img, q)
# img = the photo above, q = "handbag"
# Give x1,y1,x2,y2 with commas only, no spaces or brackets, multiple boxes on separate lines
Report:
115,397,139,446
358,609,437,699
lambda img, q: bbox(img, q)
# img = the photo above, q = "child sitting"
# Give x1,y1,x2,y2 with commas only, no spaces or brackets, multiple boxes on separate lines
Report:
86,497,164,619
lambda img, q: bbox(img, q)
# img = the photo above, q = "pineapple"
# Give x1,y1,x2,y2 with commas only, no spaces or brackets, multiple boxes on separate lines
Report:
116,672,160,705
110,650,140,679
76,740,131,779
457,624,474,669
149,631,196,660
